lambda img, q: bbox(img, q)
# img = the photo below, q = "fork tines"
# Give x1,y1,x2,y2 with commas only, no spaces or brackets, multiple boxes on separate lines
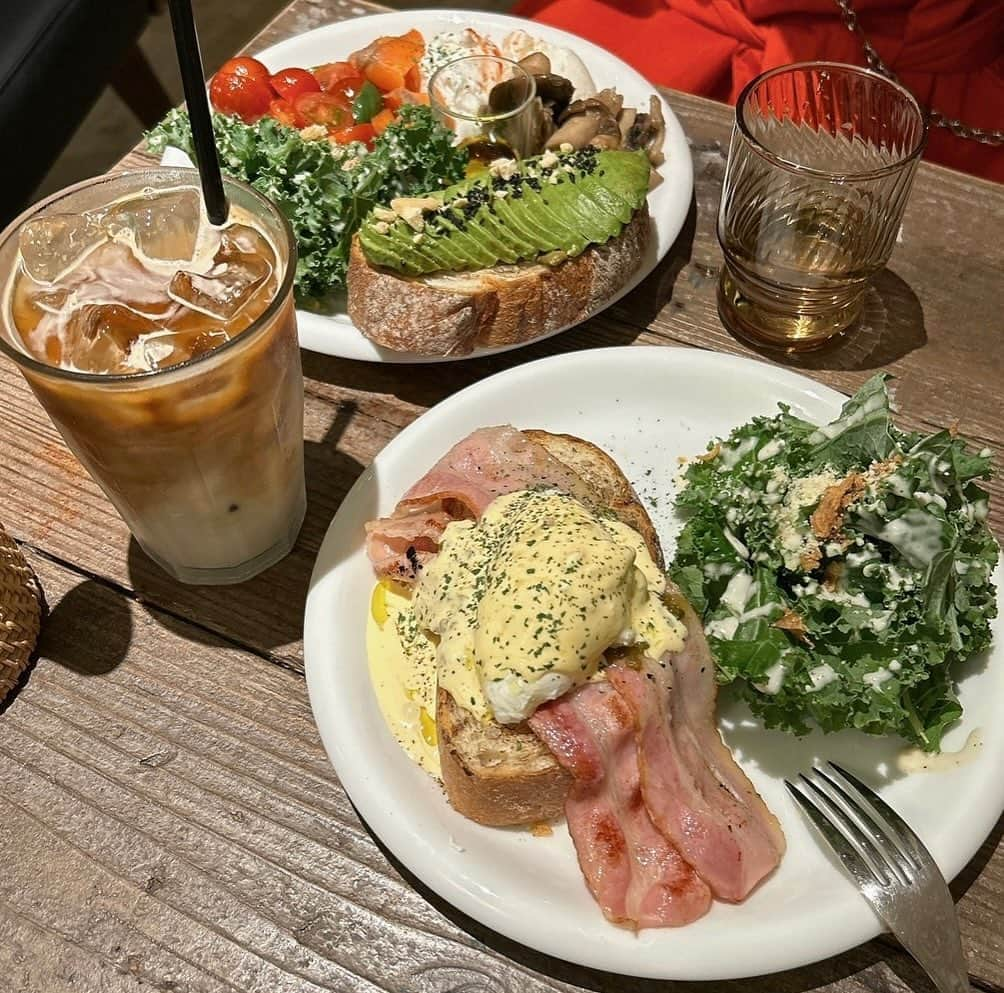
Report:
785,761,927,889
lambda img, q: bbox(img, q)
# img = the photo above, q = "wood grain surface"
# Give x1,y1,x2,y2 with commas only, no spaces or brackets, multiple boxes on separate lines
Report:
2,1,1002,991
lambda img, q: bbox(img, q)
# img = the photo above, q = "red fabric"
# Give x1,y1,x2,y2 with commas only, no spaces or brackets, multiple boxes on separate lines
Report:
513,0,1004,182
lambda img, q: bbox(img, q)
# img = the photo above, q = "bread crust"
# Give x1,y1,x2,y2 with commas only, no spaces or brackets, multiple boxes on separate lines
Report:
437,688,571,826
347,208,651,356
435,430,663,825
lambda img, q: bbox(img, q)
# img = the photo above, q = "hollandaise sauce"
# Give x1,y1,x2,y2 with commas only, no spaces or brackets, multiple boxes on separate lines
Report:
366,580,442,777
366,489,689,771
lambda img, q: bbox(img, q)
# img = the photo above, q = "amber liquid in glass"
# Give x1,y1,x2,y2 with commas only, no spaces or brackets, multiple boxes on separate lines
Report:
717,66,924,351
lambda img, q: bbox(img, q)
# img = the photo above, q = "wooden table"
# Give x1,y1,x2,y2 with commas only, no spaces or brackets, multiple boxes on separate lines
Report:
2,2,1002,990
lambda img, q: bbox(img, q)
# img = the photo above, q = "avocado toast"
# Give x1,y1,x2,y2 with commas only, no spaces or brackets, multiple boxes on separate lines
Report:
347,147,653,355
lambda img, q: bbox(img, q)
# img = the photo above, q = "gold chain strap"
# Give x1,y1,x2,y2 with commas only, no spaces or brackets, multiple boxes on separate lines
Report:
833,0,1004,146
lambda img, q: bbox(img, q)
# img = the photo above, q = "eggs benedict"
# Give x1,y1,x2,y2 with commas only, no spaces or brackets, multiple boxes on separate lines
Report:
366,485,686,775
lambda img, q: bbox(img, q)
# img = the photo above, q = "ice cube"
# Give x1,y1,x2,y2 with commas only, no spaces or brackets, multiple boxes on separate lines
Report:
188,328,230,359
102,188,206,264
18,213,105,284
62,303,160,374
126,330,189,372
167,228,272,321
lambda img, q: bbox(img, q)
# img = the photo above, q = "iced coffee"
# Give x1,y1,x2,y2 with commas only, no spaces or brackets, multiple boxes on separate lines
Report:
0,169,305,585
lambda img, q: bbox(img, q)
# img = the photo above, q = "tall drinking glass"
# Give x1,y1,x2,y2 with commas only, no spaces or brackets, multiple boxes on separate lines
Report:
717,62,927,350
0,168,306,585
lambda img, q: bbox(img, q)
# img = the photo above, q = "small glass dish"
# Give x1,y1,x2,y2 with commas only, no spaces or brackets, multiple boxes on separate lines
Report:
429,55,540,161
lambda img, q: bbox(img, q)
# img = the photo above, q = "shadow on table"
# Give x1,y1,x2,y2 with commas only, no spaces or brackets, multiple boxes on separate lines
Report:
951,812,1003,904
299,196,699,412
356,807,951,993
123,401,367,655
35,578,133,678
741,267,927,373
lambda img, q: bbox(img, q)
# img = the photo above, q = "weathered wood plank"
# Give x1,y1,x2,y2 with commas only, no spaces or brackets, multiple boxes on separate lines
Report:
0,549,994,993
2,1,1001,991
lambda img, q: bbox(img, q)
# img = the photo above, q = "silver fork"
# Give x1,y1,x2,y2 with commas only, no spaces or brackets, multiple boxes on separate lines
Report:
786,762,970,993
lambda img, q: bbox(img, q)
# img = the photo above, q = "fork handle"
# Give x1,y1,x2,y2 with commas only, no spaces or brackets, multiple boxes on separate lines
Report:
892,922,971,993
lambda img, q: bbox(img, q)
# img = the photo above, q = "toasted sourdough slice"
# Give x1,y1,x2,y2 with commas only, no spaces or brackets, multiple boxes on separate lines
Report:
347,208,650,357
437,430,662,826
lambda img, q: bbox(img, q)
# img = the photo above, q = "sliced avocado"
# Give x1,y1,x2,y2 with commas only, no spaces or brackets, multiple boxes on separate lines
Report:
385,224,442,275
474,199,536,264
419,216,469,270
518,183,589,257
546,172,623,246
577,173,636,225
490,196,554,255
357,229,399,271
429,214,498,270
357,148,651,276
593,150,650,209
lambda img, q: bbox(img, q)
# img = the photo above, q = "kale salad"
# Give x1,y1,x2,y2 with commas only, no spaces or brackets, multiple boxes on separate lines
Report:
146,105,468,301
671,375,998,751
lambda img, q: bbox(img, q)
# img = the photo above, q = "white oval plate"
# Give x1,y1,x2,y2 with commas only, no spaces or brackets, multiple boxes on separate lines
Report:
164,10,693,362
303,347,1003,980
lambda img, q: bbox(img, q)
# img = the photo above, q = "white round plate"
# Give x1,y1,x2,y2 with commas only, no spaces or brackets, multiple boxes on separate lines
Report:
304,347,1003,980
163,10,693,363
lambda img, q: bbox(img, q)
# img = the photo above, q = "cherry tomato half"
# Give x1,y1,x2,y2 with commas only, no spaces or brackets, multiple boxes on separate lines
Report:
267,98,306,129
268,67,320,102
293,91,351,129
209,70,273,123
313,61,359,91
330,123,376,145
217,56,270,81
325,74,367,104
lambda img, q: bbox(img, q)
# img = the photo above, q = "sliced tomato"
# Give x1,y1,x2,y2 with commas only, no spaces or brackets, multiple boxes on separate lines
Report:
217,56,271,82
209,70,273,122
313,60,359,91
325,74,367,104
268,67,320,102
293,91,351,129
330,123,377,145
383,87,428,111
267,97,306,129
370,108,396,136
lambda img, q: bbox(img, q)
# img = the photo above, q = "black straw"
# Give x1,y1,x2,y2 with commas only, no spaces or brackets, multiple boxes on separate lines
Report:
167,0,229,225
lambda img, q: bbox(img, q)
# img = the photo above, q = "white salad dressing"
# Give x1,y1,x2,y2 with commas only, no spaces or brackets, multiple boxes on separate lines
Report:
755,661,786,695
806,663,838,692
862,668,894,689
723,527,750,559
897,729,984,773
806,388,886,444
757,438,785,461
877,509,946,568
718,436,757,468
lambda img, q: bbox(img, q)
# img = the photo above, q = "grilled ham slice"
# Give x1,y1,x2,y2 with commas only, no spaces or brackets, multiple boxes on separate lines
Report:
530,682,712,928
365,425,592,580
608,590,786,901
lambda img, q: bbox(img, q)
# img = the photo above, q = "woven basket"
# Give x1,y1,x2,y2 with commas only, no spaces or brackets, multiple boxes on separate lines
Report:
0,524,43,704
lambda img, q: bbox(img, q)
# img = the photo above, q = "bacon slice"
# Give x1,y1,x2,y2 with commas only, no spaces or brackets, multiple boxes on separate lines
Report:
530,682,712,928
365,425,591,580
608,590,786,902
